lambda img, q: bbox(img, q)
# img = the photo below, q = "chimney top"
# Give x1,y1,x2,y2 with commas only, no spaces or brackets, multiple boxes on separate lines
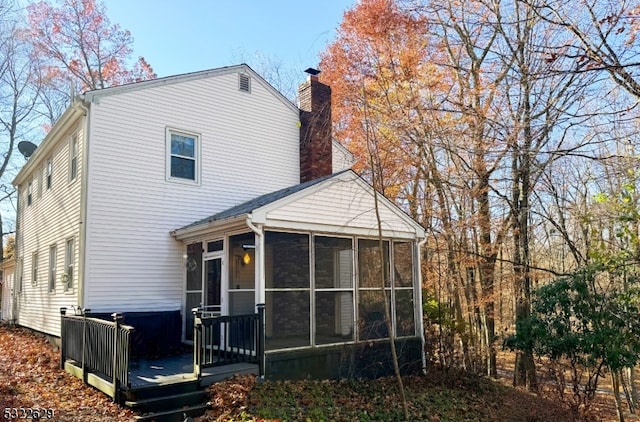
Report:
304,68,321,76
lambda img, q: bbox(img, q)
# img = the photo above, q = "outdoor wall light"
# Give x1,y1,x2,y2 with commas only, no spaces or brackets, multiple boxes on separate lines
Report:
242,244,255,266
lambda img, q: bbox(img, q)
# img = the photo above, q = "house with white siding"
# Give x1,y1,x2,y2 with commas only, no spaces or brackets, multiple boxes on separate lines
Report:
11,64,426,380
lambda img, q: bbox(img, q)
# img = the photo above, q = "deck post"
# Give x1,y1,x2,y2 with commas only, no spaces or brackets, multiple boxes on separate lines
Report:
59,307,67,369
256,303,265,378
112,313,123,403
81,308,91,383
193,308,202,380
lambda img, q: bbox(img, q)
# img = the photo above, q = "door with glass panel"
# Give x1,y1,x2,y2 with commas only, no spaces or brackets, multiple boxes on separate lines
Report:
203,256,222,316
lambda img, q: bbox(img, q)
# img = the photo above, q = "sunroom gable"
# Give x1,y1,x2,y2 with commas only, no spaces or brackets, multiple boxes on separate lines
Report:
251,171,424,239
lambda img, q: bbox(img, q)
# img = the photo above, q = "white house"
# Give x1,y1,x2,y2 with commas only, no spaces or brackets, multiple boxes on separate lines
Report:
12,64,426,379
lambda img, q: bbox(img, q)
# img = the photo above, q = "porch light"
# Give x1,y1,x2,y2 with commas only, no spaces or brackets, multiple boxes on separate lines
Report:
242,244,255,266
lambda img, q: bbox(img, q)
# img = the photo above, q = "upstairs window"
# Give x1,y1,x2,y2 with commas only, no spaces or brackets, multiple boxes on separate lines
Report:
166,128,200,183
46,159,52,189
27,181,33,206
70,134,78,181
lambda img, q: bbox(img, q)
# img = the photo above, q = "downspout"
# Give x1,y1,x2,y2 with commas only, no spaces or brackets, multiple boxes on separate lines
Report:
416,235,428,375
246,216,264,304
246,216,265,378
76,99,91,310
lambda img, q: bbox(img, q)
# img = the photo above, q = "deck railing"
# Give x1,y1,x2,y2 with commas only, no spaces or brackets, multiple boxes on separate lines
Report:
193,304,265,379
60,308,134,403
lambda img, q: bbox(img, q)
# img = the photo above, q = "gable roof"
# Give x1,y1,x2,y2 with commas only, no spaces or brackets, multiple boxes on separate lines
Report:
171,169,425,240
83,63,298,113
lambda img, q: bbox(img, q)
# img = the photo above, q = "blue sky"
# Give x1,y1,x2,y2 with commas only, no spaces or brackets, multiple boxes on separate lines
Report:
106,1,356,78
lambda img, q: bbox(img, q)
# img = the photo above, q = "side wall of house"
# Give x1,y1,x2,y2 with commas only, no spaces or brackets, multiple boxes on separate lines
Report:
15,121,84,336
83,71,300,314
1,264,14,321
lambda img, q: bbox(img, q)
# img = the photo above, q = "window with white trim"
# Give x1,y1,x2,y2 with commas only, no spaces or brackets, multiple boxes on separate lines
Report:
27,181,32,206
48,245,57,293
18,258,23,294
31,252,38,285
64,238,74,291
70,134,78,181
166,129,199,183
46,159,52,189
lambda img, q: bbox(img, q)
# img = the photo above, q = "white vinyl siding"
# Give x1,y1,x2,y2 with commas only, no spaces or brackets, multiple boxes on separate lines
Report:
1,264,14,321
83,69,300,312
256,173,421,240
15,123,83,336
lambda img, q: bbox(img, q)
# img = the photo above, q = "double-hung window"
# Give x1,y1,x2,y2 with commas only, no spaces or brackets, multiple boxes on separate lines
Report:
70,135,78,181
32,252,38,285
48,245,57,293
167,128,200,183
27,181,33,206
46,159,52,189
64,238,74,291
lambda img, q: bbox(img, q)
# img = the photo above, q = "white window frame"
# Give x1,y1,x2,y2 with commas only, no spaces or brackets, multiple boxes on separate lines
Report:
69,134,78,182
27,181,33,206
32,252,38,285
166,128,201,185
64,238,74,292
48,244,57,293
46,158,53,190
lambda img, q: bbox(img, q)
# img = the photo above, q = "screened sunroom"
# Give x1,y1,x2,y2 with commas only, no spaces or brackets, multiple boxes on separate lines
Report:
171,170,426,379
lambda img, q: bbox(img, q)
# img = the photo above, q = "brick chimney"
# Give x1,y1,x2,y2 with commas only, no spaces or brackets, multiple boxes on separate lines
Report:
299,68,332,183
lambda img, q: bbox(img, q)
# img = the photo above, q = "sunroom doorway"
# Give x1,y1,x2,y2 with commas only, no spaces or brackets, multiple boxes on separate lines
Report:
184,233,256,342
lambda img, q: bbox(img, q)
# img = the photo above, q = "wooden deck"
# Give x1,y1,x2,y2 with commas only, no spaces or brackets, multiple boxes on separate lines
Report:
128,353,259,389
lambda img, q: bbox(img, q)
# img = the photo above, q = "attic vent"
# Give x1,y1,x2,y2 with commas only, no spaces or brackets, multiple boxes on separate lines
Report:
239,73,251,93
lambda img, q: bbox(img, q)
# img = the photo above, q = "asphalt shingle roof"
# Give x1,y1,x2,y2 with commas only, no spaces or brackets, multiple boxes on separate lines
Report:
177,170,350,231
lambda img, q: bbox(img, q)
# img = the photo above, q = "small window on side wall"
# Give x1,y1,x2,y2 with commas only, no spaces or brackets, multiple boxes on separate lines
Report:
70,134,78,181
166,128,200,184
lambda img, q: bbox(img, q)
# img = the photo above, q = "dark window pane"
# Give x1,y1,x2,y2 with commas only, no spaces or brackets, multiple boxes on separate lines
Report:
207,240,223,252
230,233,255,289
171,134,195,157
186,242,202,291
393,242,414,287
395,289,415,337
315,236,353,289
358,289,390,340
171,156,195,180
266,291,310,350
265,232,309,289
358,239,390,288
229,291,255,315
315,291,353,344
185,292,201,341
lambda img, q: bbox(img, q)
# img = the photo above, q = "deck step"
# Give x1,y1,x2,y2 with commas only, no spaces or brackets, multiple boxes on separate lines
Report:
125,390,208,412
133,403,209,422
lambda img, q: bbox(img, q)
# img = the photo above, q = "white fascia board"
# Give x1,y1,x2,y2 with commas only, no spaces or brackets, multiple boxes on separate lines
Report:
262,219,420,240
170,214,247,242
83,64,298,114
